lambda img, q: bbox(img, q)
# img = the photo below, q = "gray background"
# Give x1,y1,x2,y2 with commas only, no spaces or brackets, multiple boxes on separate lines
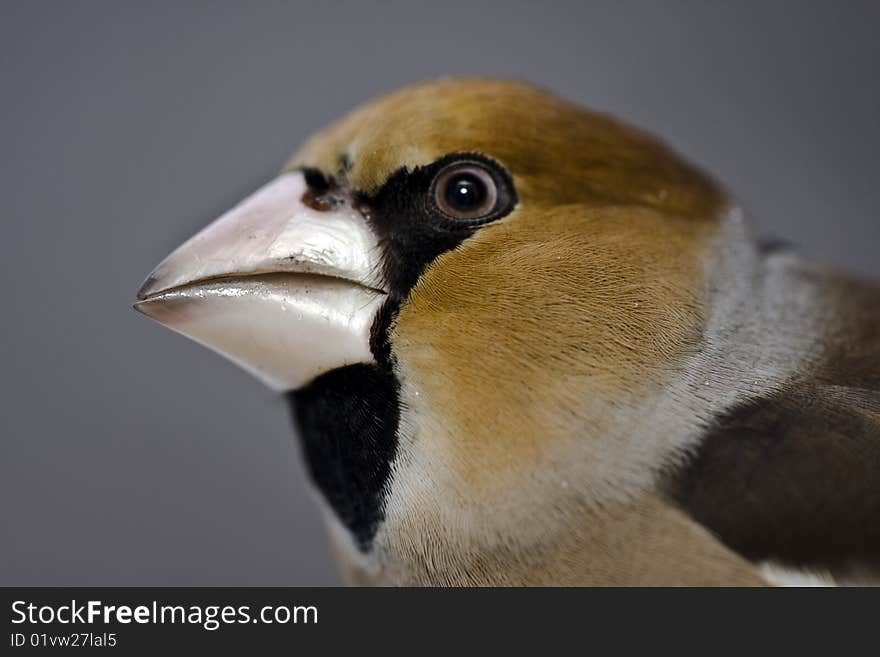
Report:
1,0,878,586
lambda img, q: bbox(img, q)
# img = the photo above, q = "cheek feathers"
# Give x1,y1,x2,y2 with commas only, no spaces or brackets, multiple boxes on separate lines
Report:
391,204,717,490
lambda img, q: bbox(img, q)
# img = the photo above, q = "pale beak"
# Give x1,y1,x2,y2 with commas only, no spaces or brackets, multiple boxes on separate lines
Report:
135,171,386,391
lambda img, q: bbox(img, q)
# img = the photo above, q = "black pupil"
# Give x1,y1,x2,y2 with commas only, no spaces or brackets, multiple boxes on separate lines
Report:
444,173,486,213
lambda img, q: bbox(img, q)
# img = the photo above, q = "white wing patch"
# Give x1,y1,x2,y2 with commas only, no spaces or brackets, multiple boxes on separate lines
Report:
759,561,836,587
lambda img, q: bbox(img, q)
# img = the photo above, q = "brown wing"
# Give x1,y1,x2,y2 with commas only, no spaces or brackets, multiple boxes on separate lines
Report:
668,268,880,580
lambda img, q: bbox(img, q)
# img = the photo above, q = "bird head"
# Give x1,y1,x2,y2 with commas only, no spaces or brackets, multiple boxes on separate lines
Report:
136,79,747,583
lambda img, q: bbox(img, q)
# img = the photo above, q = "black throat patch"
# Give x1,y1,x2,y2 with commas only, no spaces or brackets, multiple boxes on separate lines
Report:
286,363,400,551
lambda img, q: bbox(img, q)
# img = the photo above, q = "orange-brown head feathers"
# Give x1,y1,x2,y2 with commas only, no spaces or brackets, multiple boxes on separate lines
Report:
286,78,726,492
143,78,776,584
282,79,751,584
288,78,725,217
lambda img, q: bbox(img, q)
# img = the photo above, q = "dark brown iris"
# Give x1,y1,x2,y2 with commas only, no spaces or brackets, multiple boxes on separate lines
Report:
433,163,498,220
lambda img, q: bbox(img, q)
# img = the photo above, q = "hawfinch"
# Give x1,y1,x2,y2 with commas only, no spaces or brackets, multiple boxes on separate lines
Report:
136,79,879,586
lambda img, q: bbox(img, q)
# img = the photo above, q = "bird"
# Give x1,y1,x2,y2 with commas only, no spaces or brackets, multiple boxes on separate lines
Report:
135,78,879,586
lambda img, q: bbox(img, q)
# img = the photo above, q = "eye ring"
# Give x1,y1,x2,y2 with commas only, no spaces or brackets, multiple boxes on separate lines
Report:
432,163,499,221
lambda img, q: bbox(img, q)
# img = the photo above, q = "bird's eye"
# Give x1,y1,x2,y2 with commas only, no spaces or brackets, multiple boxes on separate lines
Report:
433,163,499,221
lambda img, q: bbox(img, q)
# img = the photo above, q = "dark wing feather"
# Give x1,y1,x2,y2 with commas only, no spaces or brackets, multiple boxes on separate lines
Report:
668,269,880,578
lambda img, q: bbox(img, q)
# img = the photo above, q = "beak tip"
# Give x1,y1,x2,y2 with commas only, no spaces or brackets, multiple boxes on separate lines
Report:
136,273,159,301
135,270,165,317
132,297,169,323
